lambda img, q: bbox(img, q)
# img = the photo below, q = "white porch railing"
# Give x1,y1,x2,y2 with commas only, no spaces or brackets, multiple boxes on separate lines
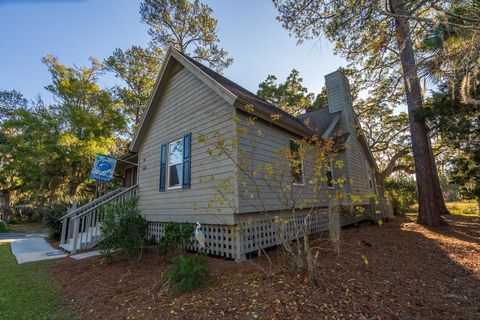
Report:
59,184,138,254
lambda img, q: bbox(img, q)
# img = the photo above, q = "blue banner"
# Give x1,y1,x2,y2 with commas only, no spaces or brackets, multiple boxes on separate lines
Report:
90,154,117,182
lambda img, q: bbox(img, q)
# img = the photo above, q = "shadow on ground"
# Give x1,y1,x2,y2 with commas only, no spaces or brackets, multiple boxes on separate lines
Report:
51,214,480,319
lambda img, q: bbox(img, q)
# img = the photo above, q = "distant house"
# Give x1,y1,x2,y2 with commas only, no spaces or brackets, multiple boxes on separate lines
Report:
59,48,391,260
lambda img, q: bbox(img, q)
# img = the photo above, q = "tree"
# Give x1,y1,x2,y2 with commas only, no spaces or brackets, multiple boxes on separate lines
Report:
360,104,413,190
272,0,480,226
105,46,163,133
0,90,26,124
427,77,480,212
0,90,28,223
310,87,328,112
41,55,126,201
257,69,323,116
140,0,233,73
450,151,480,211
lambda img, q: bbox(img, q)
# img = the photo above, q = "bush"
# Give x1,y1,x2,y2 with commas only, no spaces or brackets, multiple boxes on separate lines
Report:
385,177,417,214
158,222,194,255
0,221,10,233
43,204,68,240
99,198,147,259
165,254,210,293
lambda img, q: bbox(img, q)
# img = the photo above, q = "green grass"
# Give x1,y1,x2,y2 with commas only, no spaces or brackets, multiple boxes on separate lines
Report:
404,201,479,216
446,201,479,216
0,243,73,319
8,222,49,234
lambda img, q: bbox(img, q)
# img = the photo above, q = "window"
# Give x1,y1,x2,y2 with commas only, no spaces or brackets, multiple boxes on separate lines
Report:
159,132,191,192
365,160,373,189
326,158,334,188
290,139,304,185
168,139,183,188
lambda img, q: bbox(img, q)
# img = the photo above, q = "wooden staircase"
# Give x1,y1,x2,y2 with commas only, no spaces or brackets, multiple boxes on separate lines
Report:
59,185,138,254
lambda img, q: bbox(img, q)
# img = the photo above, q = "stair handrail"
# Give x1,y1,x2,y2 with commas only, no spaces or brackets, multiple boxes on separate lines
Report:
69,184,138,222
60,184,138,252
60,187,126,220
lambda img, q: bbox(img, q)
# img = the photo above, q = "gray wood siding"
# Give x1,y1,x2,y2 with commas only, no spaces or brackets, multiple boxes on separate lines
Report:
344,135,374,202
326,71,375,203
137,64,237,225
339,93,375,203
236,111,335,213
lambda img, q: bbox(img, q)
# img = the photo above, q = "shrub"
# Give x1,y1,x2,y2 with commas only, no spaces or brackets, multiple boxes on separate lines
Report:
0,221,9,233
385,177,417,214
158,222,194,255
99,198,147,259
43,204,68,240
165,254,210,293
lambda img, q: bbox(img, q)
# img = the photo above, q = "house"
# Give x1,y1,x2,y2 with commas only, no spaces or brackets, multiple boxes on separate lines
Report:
59,48,391,260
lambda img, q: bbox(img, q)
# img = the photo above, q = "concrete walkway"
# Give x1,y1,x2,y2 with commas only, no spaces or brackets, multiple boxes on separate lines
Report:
0,233,67,264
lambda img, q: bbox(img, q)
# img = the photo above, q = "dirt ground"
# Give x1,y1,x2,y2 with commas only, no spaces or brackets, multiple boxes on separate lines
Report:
51,215,480,320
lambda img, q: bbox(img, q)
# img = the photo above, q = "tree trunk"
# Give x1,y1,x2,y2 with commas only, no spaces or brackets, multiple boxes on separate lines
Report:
0,190,11,224
390,0,449,226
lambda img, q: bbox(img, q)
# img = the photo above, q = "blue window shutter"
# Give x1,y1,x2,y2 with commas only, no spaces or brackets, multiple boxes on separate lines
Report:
182,132,191,189
159,143,167,192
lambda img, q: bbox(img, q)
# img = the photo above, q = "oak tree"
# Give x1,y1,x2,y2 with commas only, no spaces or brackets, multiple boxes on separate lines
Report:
273,0,480,225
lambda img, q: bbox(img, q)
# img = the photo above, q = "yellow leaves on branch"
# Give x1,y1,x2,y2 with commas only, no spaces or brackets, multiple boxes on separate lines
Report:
245,104,255,113
197,133,206,144
270,114,281,121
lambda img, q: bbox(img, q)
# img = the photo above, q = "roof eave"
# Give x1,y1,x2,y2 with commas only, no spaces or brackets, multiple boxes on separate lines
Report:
235,99,315,138
129,48,239,152
129,48,176,152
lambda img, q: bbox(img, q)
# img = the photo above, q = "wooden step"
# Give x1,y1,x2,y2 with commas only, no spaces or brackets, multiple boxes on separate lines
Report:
60,226,102,253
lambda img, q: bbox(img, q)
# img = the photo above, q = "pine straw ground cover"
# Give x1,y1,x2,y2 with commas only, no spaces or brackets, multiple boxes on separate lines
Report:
51,215,480,320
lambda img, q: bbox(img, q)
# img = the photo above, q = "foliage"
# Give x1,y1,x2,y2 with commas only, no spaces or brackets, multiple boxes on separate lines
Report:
385,177,417,214
352,83,413,183
104,46,163,133
0,56,127,219
140,0,233,73
197,104,352,284
43,203,68,240
158,222,194,255
0,243,72,319
449,151,480,210
0,89,26,124
427,76,480,210
272,0,480,225
445,201,479,216
257,69,322,115
0,220,9,233
164,254,210,293
99,198,147,259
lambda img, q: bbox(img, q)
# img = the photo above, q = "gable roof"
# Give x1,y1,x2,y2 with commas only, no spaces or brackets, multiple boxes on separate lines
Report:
178,52,311,132
297,108,341,138
130,48,313,152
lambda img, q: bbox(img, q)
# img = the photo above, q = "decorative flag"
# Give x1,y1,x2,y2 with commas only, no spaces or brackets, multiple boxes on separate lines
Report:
90,154,117,182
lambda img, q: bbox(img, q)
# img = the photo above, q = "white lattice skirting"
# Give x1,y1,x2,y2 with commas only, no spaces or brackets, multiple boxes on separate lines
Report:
147,205,376,261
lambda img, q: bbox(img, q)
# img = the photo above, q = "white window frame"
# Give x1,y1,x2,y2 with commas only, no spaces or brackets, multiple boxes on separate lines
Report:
365,160,373,190
167,138,183,190
327,157,336,189
290,139,305,186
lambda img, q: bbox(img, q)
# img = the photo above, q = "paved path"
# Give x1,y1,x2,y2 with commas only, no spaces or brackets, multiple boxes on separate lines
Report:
0,233,67,264
0,232,48,240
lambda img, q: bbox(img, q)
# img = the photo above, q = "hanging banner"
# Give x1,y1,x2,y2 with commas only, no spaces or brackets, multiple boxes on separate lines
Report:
90,154,117,182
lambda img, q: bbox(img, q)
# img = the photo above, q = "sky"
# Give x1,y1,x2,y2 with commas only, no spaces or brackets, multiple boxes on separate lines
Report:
0,0,347,104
